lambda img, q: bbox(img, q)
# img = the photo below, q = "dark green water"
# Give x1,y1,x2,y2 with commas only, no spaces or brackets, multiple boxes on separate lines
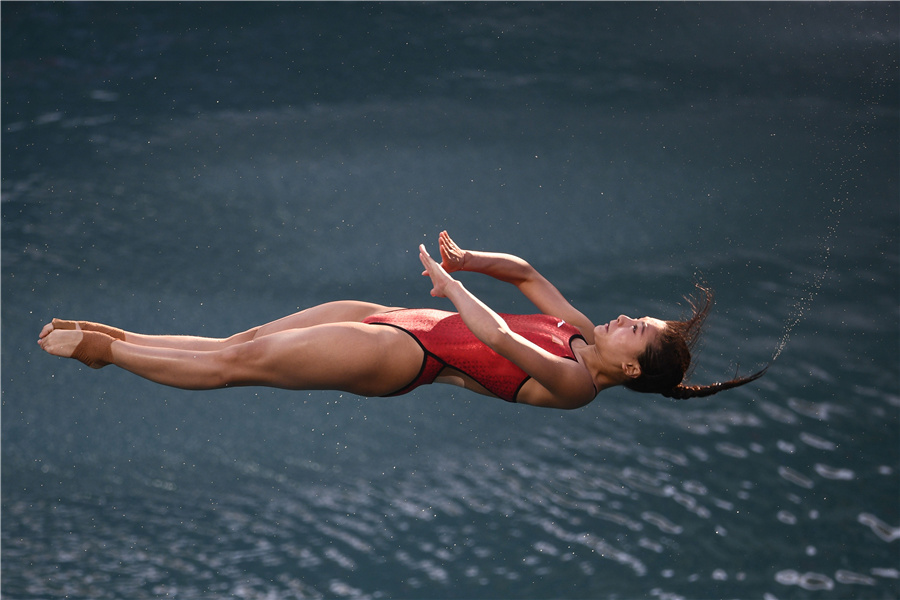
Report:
3,3,898,598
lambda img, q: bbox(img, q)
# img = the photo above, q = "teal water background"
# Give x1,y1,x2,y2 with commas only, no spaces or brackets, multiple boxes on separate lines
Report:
3,3,898,598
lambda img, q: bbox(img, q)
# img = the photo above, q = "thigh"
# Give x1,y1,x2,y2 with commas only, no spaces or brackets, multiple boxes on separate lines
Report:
252,301,401,339
230,322,424,396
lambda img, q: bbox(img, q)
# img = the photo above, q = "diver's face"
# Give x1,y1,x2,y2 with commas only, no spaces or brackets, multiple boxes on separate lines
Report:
595,315,666,377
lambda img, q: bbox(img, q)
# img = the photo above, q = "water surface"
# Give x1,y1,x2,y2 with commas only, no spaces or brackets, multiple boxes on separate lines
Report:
3,3,898,598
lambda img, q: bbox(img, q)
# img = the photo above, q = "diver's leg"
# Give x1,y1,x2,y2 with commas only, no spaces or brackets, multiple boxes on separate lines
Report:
39,322,423,396
250,301,399,339
41,301,400,352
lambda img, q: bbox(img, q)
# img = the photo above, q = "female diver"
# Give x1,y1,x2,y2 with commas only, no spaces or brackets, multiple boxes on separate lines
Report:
38,231,765,409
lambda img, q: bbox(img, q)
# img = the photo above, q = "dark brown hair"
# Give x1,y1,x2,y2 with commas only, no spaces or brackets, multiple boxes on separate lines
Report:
623,285,767,399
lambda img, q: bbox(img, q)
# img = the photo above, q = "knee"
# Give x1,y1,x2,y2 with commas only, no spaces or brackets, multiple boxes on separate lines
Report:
223,327,260,346
213,341,267,387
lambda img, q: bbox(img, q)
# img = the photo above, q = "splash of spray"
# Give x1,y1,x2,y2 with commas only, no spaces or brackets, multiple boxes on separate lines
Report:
770,196,843,362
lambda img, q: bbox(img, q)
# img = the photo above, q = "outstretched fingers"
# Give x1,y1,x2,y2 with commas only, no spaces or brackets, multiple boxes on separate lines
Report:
438,230,465,272
419,244,457,298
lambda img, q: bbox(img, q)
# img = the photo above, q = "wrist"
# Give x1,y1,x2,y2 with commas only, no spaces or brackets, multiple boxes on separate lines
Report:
461,251,471,271
444,279,467,302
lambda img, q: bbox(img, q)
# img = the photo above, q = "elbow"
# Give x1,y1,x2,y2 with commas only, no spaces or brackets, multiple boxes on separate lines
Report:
563,397,594,410
552,385,597,410
511,260,538,285
519,393,593,410
485,325,514,350
551,396,593,411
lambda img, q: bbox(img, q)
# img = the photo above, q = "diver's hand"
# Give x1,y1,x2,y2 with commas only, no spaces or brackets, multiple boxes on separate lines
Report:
437,230,467,273
419,244,458,298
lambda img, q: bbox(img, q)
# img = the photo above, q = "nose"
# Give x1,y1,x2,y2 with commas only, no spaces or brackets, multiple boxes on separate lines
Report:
617,314,630,325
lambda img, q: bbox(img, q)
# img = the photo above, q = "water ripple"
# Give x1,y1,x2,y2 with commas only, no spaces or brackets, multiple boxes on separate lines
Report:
857,513,900,542
799,431,838,450
813,463,855,480
835,570,877,586
775,569,835,591
778,466,815,488
641,512,684,535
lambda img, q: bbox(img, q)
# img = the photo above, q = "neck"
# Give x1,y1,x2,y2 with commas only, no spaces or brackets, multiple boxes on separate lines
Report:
577,343,628,392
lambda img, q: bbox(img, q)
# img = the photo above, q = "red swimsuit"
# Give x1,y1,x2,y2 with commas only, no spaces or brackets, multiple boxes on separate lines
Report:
363,309,586,402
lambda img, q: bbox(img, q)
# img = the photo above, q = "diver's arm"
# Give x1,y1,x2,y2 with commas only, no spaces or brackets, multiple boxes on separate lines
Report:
436,231,596,341
419,244,595,407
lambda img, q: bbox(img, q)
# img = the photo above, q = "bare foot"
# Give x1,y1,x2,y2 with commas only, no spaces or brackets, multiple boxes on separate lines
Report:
39,321,116,368
38,322,84,358
38,321,55,340
40,318,125,341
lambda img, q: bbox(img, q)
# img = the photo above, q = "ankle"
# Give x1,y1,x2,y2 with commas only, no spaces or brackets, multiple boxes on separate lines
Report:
72,331,116,369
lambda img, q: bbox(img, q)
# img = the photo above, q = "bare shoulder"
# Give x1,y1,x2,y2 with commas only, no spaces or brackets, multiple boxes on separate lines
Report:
564,313,596,344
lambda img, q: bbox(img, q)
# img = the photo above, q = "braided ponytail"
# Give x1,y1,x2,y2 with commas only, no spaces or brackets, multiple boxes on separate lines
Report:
661,367,768,399
623,285,767,399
